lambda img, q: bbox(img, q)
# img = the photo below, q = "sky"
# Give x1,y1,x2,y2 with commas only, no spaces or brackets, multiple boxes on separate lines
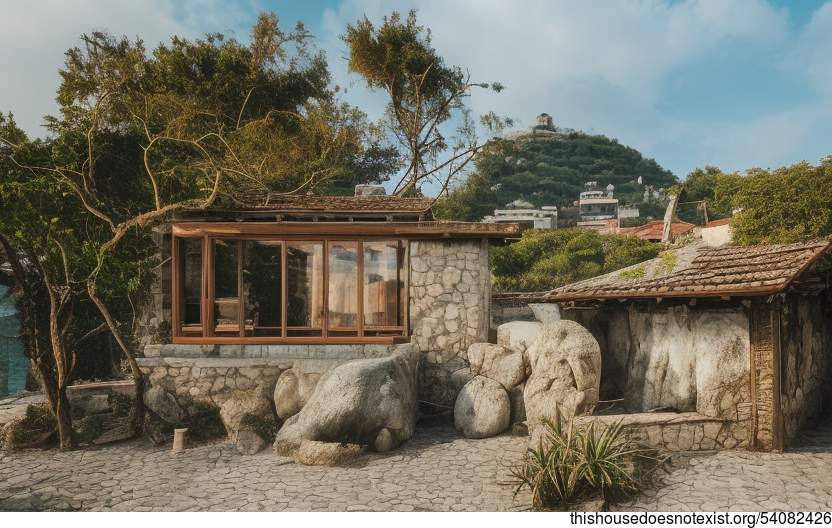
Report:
1,0,830,192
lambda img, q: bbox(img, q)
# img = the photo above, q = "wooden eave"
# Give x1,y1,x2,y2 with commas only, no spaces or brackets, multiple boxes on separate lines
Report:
172,221,519,239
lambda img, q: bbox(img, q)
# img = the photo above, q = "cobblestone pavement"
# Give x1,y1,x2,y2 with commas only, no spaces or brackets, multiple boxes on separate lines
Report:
616,421,832,512
0,421,531,512
4,420,832,512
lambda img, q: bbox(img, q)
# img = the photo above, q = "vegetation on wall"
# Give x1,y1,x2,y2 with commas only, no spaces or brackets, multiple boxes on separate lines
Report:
490,229,660,292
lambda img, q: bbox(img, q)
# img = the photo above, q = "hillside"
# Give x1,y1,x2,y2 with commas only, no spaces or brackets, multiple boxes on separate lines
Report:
434,129,678,222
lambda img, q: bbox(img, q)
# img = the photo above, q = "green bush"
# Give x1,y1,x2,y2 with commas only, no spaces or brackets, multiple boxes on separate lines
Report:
187,402,226,443
240,413,278,444
491,228,659,292
512,409,666,510
74,414,105,444
6,404,57,449
110,393,133,417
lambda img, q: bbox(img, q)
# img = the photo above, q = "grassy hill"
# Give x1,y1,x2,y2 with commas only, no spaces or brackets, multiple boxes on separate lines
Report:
434,129,678,222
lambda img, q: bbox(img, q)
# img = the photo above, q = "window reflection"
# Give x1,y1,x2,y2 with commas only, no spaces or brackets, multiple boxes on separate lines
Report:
244,241,282,337
363,241,401,327
213,239,239,336
328,242,358,331
180,238,202,335
287,243,323,333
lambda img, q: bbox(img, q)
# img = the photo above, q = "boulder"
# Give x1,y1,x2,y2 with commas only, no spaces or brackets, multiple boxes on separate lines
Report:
508,382,527,425
497,321,543,376
466,343,524,390
273,366,323,421
529,303,562,324
143,385,186,425
294,440,364,466
524,320,601,425
219,395,272,442
236,427,269,455
454,376,510,439
274,343,421,456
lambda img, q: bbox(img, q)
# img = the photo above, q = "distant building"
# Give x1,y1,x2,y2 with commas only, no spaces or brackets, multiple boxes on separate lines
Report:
577,184,619,230
534,113,554,130
483,206,558,231
354,184,387,197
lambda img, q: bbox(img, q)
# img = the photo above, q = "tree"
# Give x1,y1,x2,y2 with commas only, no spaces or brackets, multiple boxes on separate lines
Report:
726,161,832,245
0,14,398,447
342,10,510,196
0,113,90,450
489,228,660,292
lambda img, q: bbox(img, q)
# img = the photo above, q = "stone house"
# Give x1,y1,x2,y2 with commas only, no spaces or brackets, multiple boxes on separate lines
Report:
494,239,832,451
137,192,518,422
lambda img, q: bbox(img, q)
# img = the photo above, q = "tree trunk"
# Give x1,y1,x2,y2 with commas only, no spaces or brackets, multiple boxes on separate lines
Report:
55,386,74,451
88,284,145,436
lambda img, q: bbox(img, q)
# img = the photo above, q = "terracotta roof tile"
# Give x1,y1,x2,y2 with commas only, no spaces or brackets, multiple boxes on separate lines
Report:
498,239,832,302
231,187,433,214
618,221,696,241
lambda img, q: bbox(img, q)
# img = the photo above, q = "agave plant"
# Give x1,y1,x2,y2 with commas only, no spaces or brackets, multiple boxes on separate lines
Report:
511,407,668,510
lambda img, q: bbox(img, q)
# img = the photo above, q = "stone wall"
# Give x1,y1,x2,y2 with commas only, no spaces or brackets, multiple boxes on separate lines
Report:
137,357,346,408
565,304,752,422
573,412,750,451
136,227,172,351
780,295,831,447
409,239,491,408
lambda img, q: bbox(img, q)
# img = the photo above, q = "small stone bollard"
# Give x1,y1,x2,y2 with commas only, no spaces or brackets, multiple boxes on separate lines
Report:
172,428,188,454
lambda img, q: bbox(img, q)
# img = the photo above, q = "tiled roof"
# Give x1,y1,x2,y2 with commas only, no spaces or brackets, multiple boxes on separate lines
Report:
618,221,696,241
499,239,832,302
706,218,732,228
232,187,433,214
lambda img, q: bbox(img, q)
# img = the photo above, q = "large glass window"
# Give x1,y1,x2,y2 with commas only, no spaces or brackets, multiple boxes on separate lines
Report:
178,238,203,335
173,235,405,343
287,243,324,336
244,241,282,337
363,241,404,331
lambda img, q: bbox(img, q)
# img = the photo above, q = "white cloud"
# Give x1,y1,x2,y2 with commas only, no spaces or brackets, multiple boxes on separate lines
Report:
0,0,250,138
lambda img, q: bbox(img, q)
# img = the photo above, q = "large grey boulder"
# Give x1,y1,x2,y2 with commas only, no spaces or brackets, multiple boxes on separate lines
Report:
466,343,524,390
219,394,272,442
524,320,601,425
144,385,186,425
274,343,421,457
497,321,543,376
529,303,562,324
273,366,323,421
454,376,511,439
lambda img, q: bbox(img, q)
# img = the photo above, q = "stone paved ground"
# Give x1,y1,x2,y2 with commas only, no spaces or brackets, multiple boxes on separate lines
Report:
615,420,832,512
4,419,832,512
0,420,531,512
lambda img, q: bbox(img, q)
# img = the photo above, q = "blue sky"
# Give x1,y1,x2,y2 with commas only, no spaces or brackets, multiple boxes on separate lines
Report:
2,0,830,194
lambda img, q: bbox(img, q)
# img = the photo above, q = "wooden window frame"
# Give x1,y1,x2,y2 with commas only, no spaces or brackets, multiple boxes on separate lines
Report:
172,230,409,345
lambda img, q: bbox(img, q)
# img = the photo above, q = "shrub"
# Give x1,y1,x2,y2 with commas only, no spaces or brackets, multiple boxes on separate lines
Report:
511,409,666,510
491,228,659,293
5,404,57,449
187,402,226,443
240,413,278,444
74,414,105,444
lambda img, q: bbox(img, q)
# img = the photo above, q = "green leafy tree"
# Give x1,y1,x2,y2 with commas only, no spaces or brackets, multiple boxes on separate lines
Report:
726,161,832,245
343,10,510,196
0,14,397,447
490,229,660,292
